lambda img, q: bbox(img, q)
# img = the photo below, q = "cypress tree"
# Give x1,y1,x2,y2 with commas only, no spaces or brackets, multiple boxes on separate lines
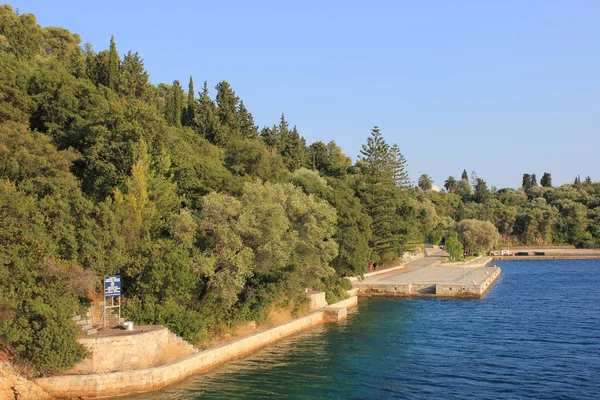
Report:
183,76,195,126
540,172,552,188
522,173,532,191
461,169,469,181
108,35,120,90
165,80,183,127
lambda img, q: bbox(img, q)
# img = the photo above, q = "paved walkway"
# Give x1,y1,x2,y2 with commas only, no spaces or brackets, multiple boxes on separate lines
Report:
356,249,499,295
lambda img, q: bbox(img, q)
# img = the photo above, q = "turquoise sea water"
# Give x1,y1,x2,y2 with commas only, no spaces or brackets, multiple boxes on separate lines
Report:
128,260,600,399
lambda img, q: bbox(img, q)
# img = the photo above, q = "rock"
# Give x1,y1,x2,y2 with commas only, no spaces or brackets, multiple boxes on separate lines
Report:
0,361,52,400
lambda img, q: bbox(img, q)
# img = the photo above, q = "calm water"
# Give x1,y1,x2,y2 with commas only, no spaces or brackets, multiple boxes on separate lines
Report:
129,260,600,399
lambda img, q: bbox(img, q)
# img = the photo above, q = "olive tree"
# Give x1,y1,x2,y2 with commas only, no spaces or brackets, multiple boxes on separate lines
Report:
454,219,499,255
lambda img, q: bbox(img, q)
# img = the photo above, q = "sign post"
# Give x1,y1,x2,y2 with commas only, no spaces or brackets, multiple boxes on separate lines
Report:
103,275,121,327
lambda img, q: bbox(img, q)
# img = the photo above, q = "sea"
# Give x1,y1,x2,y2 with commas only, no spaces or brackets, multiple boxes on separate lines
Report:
127,259,600,399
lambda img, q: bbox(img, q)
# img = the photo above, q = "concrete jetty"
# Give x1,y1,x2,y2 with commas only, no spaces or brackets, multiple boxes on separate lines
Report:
353,249,501,298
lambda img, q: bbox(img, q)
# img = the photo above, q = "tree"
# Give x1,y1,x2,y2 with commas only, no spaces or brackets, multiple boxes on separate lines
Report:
455,179,472,201
308,141,351,177
454,219,500,255
238,100,258,139
108,35,120,90
119,50,149,98
444,176,457,193
182,76,195,126
41,26,85,76
540,172,552,188
164,80,183,127
445,231,463,260
215,80,240,141
195,81,219,139
470,171,478,189
0,5,43,59
280,125,308,171
461,169,469,181
359,126,403,262
473,178,489,203
389,144,410,187
522,173,536,192
418,174,433,191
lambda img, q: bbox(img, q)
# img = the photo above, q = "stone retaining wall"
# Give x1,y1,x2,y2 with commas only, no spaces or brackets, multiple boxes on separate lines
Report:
34,296,359,399
69,327,170,374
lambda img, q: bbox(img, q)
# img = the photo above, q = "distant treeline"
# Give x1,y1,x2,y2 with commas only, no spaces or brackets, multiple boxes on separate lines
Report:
1,5,598,374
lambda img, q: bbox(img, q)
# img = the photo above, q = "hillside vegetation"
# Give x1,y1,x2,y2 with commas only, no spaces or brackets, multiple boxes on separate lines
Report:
1,4,599,374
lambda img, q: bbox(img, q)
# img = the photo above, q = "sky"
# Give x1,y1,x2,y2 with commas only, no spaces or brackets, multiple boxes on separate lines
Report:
12,0,600,188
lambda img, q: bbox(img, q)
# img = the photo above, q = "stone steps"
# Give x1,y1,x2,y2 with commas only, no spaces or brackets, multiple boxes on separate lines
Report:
167,332,198,354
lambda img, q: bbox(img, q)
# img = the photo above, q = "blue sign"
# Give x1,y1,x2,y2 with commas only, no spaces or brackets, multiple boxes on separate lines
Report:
104,275,121,297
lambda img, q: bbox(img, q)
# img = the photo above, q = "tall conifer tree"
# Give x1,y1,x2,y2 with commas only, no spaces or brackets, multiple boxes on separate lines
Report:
359,126,402,262
183,76,195,126
108,35,119,90
165,80,183,127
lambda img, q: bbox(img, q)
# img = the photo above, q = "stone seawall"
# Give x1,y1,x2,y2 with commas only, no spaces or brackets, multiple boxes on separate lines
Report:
34,296,358,399
493,255,600,261
435,267,501,297
354,266,501,298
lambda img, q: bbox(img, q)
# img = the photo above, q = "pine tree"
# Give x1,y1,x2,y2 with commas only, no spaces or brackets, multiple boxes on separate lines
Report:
215,80,240,139
196,81,219,139
359,126,402,262
238,100,258,138
470,171,478,189
360,126,391,181
260,126,279,155
119,50,148,97
108,35,120,90
280,125,308,171
83,42,98,83
389,144,410,187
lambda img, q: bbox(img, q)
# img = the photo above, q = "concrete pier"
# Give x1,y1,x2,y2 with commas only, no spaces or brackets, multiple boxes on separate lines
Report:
353,250,501,298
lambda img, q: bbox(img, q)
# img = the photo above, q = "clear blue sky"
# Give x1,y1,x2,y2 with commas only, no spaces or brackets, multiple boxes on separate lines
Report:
12,0,600,188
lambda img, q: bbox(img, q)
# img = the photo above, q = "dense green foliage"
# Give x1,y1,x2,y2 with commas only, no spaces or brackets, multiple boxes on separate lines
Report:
1,5,598,373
